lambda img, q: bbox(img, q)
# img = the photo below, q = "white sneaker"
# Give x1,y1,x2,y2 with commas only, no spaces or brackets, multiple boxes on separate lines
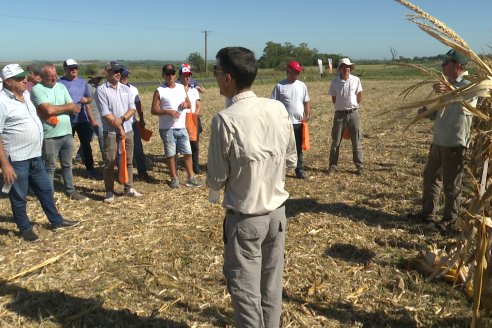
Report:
125,188,143,197
103,192,114,203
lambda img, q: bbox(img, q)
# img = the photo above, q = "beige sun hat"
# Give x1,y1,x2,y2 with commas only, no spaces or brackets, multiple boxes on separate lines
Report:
337,58,355,69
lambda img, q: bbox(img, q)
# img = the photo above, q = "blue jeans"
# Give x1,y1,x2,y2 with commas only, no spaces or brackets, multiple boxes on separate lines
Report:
292,124,304,172
159,128,192,157
76,123,104,164
42,134,76,194
8,156,63,232
132,121,147,174
73,122,94,171
93,124,104,155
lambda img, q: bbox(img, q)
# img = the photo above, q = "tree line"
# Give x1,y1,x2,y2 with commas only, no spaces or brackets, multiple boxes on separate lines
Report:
186,42,342,72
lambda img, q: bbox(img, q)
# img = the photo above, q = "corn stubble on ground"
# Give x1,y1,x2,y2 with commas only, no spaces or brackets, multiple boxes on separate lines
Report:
0,79,483,327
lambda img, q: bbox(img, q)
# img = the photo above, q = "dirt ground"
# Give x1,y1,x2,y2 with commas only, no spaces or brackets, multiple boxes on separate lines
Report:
0,79,483,327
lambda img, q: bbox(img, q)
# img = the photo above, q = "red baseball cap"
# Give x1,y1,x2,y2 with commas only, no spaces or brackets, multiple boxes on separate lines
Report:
287,61,302,72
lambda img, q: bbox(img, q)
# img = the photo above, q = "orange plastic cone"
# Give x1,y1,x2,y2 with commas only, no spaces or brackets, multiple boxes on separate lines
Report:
302,122,310,151
342,126,351,140
118,140,129,184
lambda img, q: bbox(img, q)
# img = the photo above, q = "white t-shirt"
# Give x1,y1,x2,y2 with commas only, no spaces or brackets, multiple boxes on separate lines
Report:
128,84,140,123
156,83,187,130
271,79,310,124
328,74,363,111
186,87,200,114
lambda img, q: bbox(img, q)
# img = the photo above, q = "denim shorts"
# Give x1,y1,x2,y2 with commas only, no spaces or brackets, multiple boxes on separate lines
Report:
159,128,192,157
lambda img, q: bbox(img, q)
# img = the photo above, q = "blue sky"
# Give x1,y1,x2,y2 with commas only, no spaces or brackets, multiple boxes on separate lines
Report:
1,0,491,62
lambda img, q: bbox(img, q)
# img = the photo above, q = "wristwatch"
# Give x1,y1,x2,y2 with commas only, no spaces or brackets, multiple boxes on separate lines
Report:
120,116,126,123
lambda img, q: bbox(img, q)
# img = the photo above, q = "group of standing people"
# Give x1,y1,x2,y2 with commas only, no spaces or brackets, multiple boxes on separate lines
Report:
0,46,476,327
272,57,365,178
0,59,205,239
206,47,475,328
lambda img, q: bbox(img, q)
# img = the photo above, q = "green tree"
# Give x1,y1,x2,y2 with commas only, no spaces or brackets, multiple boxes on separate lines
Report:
258,41,341,70
186,52,205,72
84,64,99,76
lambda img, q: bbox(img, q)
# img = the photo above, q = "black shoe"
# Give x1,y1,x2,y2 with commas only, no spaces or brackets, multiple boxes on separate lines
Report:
296,170,307,179
68,192,89,202
86,169,97,179
51,220,80,231
408,212,437,223
21,229,39,242
355,167,364,176
327,165,337,174
137,172,153,182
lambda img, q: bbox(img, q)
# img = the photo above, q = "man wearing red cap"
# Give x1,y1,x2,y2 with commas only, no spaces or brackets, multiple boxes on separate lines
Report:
271,60,312,179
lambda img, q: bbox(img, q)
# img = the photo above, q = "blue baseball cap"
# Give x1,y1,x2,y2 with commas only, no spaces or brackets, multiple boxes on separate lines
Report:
120,66,129,77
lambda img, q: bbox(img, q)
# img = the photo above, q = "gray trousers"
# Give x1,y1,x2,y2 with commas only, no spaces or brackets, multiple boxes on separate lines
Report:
102,131,134,192
422,143,466,220
329,109,363,169
223,205,286,328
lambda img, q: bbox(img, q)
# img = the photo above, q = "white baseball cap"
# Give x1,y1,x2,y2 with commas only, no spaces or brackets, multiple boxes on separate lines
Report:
0,64,27,80
63,58,78,67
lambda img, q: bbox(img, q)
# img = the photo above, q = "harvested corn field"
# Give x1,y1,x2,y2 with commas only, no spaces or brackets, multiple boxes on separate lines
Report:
0,79,487,327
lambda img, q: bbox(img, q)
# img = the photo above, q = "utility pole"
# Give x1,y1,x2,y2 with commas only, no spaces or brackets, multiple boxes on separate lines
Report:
202,30,211,72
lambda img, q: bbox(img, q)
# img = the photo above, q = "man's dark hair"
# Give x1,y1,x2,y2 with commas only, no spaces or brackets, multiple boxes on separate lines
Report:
27,63,42,75
162,64,175,74
216,47,257,90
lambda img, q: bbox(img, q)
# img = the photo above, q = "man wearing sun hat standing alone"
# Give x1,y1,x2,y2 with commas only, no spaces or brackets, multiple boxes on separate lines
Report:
271,60,312,179
327,57,364,176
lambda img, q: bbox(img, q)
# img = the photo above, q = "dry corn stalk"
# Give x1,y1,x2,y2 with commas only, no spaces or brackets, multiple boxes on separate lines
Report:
394,1,492,326
6,250,70,282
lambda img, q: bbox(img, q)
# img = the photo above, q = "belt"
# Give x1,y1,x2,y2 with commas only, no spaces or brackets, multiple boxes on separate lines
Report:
337,108,358,114
226,203,285,217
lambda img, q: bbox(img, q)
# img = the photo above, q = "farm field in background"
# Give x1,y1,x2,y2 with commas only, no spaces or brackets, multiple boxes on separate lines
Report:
0,78,487,327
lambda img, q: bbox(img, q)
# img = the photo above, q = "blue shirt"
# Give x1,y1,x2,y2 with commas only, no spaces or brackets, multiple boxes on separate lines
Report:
58,76,91,124
0,89,44,161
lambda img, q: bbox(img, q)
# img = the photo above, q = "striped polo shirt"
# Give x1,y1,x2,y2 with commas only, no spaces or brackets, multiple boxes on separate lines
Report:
0,88,44,161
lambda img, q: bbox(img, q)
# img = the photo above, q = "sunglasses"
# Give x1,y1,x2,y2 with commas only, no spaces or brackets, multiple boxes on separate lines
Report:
68,66,78,71
213,65,225,77
164,70,176,76
11,76,26,82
